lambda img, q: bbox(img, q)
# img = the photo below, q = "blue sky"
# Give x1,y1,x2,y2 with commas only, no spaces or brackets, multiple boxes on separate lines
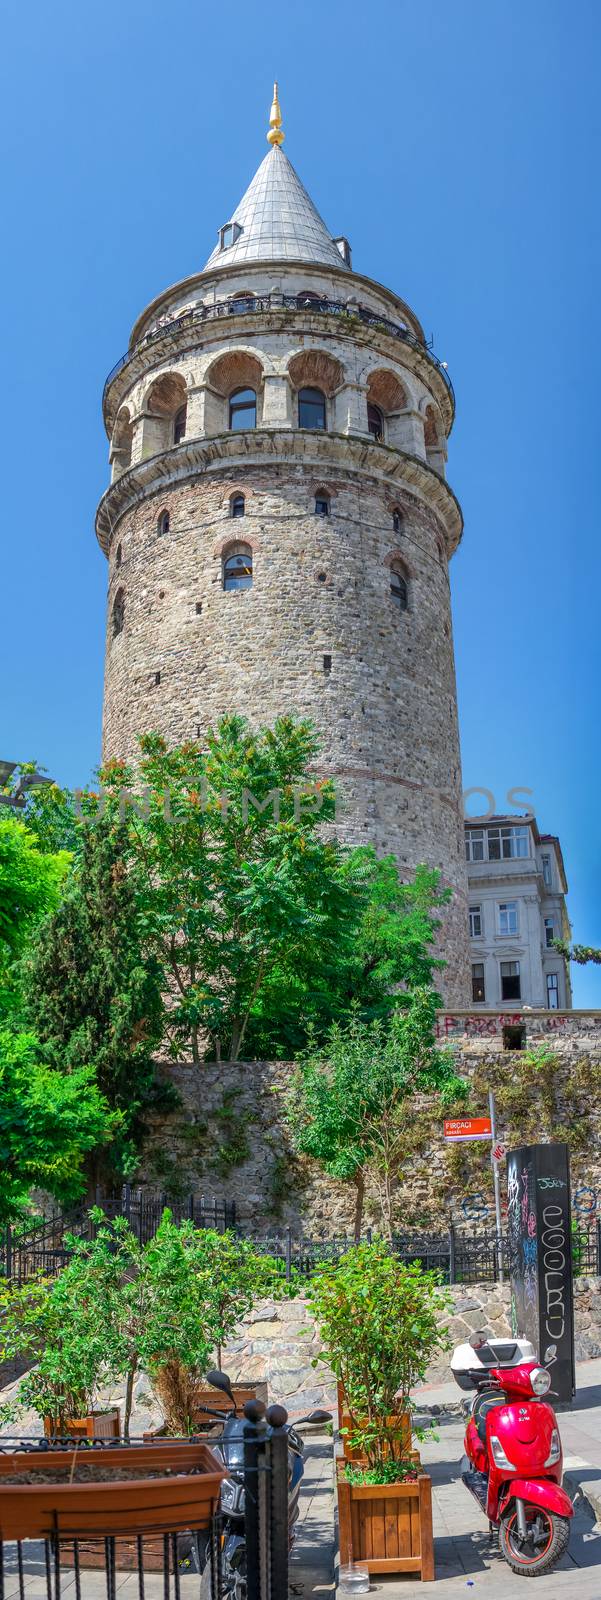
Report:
1,0,599,1003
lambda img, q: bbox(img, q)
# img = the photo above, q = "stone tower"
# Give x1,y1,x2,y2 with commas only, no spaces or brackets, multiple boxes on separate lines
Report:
96,87,470,1006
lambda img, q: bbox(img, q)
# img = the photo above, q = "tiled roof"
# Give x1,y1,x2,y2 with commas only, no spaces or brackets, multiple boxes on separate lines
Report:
203,146,348,272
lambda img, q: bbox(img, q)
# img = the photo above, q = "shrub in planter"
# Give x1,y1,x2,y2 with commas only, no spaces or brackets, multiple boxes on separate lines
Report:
307,1240,450,1468
51,1210,296,1437
308,1242,447,1579
0,1271,117,1436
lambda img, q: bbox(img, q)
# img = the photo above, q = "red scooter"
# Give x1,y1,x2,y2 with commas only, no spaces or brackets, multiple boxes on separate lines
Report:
451,1330,573,1577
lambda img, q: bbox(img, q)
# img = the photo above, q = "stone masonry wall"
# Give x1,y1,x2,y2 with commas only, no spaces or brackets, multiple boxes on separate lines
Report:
102,453,468,1005
220,1278,601,1417
140,1012,601,1236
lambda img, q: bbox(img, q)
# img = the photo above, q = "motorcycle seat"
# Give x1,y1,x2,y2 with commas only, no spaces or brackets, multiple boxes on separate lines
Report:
473,1389,502,1447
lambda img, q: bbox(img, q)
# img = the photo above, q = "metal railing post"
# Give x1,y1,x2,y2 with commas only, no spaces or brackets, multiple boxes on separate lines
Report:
596,1218,601,1277
285,1228,292,1284
448,1222,456,1285
243,1401,268,1600
266,1407,290,1600
5,1223,12,1282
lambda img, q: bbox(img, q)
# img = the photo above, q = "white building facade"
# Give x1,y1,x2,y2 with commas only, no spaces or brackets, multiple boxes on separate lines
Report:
465,815,572,1010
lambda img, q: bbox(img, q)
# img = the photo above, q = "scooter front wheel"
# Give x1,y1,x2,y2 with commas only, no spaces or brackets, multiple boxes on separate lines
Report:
499,1504,570,1576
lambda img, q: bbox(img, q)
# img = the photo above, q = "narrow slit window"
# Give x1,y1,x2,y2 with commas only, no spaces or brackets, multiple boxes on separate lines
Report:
231,493,245,518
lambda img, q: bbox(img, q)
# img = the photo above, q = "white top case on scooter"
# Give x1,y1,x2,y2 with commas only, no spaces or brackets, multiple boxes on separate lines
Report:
451,1337,536,1391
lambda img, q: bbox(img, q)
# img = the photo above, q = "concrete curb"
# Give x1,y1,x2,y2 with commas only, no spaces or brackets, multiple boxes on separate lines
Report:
563,1459,601,1526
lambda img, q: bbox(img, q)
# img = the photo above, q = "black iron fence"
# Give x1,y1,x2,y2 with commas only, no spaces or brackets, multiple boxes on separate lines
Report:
0,1187,236,1285
0,1407,290,1600
103,290,455,414
3,1203,601,1288
244,1219,601,1286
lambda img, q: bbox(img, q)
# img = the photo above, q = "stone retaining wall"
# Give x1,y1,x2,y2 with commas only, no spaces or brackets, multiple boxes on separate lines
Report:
140,1012,601,1234
223,1277,601,1412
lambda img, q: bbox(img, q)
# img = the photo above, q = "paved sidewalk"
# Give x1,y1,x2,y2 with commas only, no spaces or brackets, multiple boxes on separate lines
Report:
291,1434,336,1596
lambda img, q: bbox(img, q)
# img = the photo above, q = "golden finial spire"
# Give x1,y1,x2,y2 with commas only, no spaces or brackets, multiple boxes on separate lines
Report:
267,81,285,147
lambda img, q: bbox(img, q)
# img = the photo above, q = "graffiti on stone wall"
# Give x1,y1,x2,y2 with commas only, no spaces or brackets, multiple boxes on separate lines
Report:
435,1012,581,1040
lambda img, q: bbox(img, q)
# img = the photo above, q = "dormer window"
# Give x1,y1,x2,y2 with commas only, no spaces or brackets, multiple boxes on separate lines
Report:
219,222,242,251
334,236,352,267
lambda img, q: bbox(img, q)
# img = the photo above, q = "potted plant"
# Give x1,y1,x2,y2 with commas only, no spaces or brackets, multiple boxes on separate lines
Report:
67,1210,288,1437
308,1240,451,1581
0,1272,120,1439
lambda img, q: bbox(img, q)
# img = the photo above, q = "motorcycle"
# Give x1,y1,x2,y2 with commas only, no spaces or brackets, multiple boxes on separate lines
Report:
451,1329,573,1577
195,1369,332,1599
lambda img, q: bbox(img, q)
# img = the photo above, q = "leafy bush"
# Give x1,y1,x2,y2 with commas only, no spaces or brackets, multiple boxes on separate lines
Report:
307,1240,451,1468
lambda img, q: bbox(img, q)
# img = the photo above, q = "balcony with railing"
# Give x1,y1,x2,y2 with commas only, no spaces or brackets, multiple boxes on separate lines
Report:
103,291,454,422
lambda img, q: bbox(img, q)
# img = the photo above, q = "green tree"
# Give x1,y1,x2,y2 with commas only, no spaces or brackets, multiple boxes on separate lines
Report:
98,718,356,1064
287,989,467,1240
0,816,70,1019
554,939,601,966
247,855,450,1055
0,1029,118,1222
24,810,165,1178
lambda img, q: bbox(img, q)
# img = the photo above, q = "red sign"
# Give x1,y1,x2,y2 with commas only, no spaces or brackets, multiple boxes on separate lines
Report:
443,1116,492,1143
493,1143,505,1163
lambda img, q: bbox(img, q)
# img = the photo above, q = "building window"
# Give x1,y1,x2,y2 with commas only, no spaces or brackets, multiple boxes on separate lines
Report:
229,388,256,430
219,221,242,250
223,545,253,592
298,387,326,430
368,403,384,441
231,493,245,518
115,543,122,567
465,828,485,862
315,493,330,516
173,405,187,444
541,853,552,887
498,900,519,936
547,972,559,1010
323,654,332,673
392,508,403,535
472,963,486,1003
488,825,529,860
544,916,555,949
500,960,521,1001
390,567,408,611
296,290,322,308
112,590,125,637
157,510,170,536
469,905,482,938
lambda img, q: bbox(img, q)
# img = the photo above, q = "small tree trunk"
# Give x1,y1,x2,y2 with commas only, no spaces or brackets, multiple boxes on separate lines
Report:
353,1170,365,1243
124,1360,137,1442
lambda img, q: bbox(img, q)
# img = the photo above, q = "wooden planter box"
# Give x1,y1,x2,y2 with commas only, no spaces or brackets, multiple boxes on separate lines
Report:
337,1461,435,1581
44,1407,121,1441
336,1383,412,1462
0,1441,224,1545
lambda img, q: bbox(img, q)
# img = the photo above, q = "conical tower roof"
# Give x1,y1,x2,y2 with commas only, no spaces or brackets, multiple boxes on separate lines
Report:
203,92,348,273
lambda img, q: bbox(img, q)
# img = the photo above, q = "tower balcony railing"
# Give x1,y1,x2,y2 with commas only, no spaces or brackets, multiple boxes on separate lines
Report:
103,292,454,416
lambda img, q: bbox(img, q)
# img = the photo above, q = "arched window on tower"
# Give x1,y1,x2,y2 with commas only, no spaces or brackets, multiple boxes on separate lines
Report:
173,405,187,444
315,492,330,516
112,589,125,637
157,510,170,536
229,388,257,430
390,565,409,612
230,493,245,518
298,387,326,430
392,507,403,535
223,544,253,592
115,543,122,568
368,403,384,442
